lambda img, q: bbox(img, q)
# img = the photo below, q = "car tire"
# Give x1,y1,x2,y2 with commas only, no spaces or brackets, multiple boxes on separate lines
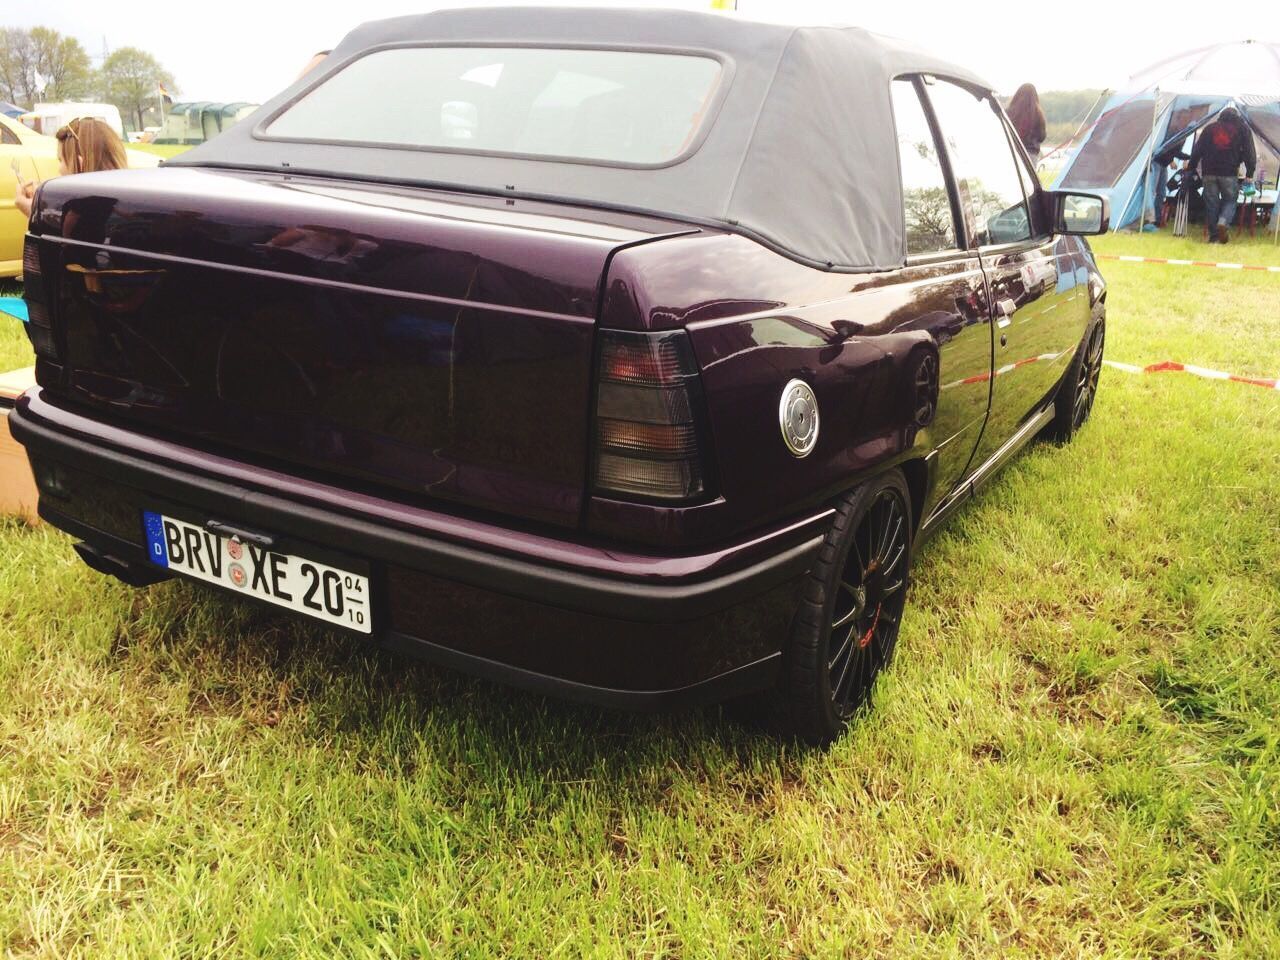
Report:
1048,311,1105,443
781,469,913,746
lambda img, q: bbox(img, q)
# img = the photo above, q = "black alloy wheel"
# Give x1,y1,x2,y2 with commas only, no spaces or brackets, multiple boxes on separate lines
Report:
783,470,913,745
1072,321,1105,431
1048,314,1105,443
826,488,909,717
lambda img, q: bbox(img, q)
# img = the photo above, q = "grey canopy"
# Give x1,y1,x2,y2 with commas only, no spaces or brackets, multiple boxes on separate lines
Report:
168,7,991,272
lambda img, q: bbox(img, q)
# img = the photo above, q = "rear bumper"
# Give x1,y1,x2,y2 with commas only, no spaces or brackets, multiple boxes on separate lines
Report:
12,388,826,707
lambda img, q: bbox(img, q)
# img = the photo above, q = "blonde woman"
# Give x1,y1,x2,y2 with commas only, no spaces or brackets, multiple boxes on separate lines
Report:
15,117,127,218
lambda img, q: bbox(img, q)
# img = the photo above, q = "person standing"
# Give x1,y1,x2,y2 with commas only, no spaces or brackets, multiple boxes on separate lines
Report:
1007,83,1047,160
1187,106,1256,243
14,117,127,218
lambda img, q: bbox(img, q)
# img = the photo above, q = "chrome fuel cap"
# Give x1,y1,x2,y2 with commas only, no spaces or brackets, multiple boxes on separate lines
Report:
779,379,819,457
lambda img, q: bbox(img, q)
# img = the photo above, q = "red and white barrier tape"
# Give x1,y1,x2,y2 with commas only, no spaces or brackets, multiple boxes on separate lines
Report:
943,352,1064,390
1104,359,1280,390
943,353,1278,392
1097,253,1280,273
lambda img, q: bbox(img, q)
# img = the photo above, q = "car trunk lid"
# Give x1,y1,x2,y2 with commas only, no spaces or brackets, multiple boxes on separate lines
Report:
30,167,696,528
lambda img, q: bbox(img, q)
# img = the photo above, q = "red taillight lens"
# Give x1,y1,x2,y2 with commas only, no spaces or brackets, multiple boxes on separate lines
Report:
599,336,688,386
592,330,712,502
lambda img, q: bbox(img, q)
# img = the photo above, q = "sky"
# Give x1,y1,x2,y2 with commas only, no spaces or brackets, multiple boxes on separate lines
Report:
8,0,1274,103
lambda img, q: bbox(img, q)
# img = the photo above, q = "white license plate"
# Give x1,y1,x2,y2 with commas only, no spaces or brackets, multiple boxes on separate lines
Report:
142,511,372,633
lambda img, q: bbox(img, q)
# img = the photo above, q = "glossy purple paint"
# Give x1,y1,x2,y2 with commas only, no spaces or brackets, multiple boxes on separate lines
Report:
17,159,1102,706
593,232,1027,541
33,167,695,529
19,387,832,585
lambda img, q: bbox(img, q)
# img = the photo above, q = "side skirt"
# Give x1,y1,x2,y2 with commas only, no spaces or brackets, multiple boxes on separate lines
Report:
917,403,1056,542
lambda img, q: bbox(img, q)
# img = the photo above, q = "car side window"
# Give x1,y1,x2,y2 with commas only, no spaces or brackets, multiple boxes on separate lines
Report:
1007,122,1050,239
0,125,19,146
890,78,959,255
925,80,1032,247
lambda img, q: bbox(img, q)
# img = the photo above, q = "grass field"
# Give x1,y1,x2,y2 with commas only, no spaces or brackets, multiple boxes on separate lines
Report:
1,231,1278,957
127,144,193,160
0,279,26,372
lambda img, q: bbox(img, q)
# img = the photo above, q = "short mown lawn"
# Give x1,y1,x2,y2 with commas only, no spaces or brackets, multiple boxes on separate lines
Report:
1,231,1278,957
126,143,193,160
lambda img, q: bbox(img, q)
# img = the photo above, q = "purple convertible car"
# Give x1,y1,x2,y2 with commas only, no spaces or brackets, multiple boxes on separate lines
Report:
14,9,1108,743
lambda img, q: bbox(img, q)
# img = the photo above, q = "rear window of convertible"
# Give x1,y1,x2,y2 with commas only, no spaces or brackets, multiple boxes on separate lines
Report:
264,46,724,167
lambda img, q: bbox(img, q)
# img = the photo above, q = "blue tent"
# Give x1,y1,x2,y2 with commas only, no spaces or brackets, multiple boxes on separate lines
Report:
1052,40,1280,231
0,101,25,118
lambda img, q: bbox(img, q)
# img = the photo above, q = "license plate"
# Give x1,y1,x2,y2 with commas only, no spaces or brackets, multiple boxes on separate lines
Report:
142,511,372,633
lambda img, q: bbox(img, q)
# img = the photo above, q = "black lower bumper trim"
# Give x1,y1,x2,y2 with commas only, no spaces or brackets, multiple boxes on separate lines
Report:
12,400,821,624
382,632,782,712
72,540,172,587
52,512,787,709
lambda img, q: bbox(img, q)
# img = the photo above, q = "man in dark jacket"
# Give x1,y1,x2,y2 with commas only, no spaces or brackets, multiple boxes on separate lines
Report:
1188,106,1257,243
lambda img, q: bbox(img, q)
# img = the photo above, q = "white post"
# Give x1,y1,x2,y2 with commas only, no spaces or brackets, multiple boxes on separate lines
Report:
1141,90,1164,231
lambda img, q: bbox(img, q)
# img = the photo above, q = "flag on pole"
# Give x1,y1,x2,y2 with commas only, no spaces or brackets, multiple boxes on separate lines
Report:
156,83,172,106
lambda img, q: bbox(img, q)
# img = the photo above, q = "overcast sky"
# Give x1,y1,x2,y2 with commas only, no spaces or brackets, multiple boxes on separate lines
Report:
11,0,1274,103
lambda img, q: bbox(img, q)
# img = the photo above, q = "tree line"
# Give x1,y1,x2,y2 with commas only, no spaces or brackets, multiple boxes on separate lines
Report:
1039,89,1105,147
0,26,176,132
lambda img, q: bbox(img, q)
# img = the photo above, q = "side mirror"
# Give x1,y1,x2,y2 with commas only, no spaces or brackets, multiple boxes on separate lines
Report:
1051,191,1109,235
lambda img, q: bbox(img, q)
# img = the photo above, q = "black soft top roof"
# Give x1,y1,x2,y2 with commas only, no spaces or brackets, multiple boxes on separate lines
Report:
168,7,991,272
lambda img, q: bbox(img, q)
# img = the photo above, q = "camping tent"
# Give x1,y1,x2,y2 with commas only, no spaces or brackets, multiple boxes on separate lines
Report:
154,101,258,144
0,102,24,118
1051,40,1280,230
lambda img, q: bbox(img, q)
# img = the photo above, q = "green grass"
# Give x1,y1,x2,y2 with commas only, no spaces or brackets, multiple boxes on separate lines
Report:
1,231,1279,958
0,280,31,373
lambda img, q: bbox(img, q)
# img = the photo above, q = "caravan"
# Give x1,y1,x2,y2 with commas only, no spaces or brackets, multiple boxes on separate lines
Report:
18,103,126,140
154,102,257,145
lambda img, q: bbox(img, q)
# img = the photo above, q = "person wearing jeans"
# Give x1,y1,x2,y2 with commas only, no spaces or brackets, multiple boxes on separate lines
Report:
1188,106,1257,243
1201,175,1239,241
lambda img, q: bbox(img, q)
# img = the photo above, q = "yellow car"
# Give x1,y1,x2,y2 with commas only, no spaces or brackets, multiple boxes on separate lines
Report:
0,112,161,277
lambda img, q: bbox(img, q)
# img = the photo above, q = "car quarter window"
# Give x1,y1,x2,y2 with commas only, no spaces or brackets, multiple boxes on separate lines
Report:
924,80,1032,247
0,125,18,146
890,78,959,255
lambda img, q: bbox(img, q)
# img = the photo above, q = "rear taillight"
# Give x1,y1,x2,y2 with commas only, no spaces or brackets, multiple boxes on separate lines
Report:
592,330,712,502
21,235,58,361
